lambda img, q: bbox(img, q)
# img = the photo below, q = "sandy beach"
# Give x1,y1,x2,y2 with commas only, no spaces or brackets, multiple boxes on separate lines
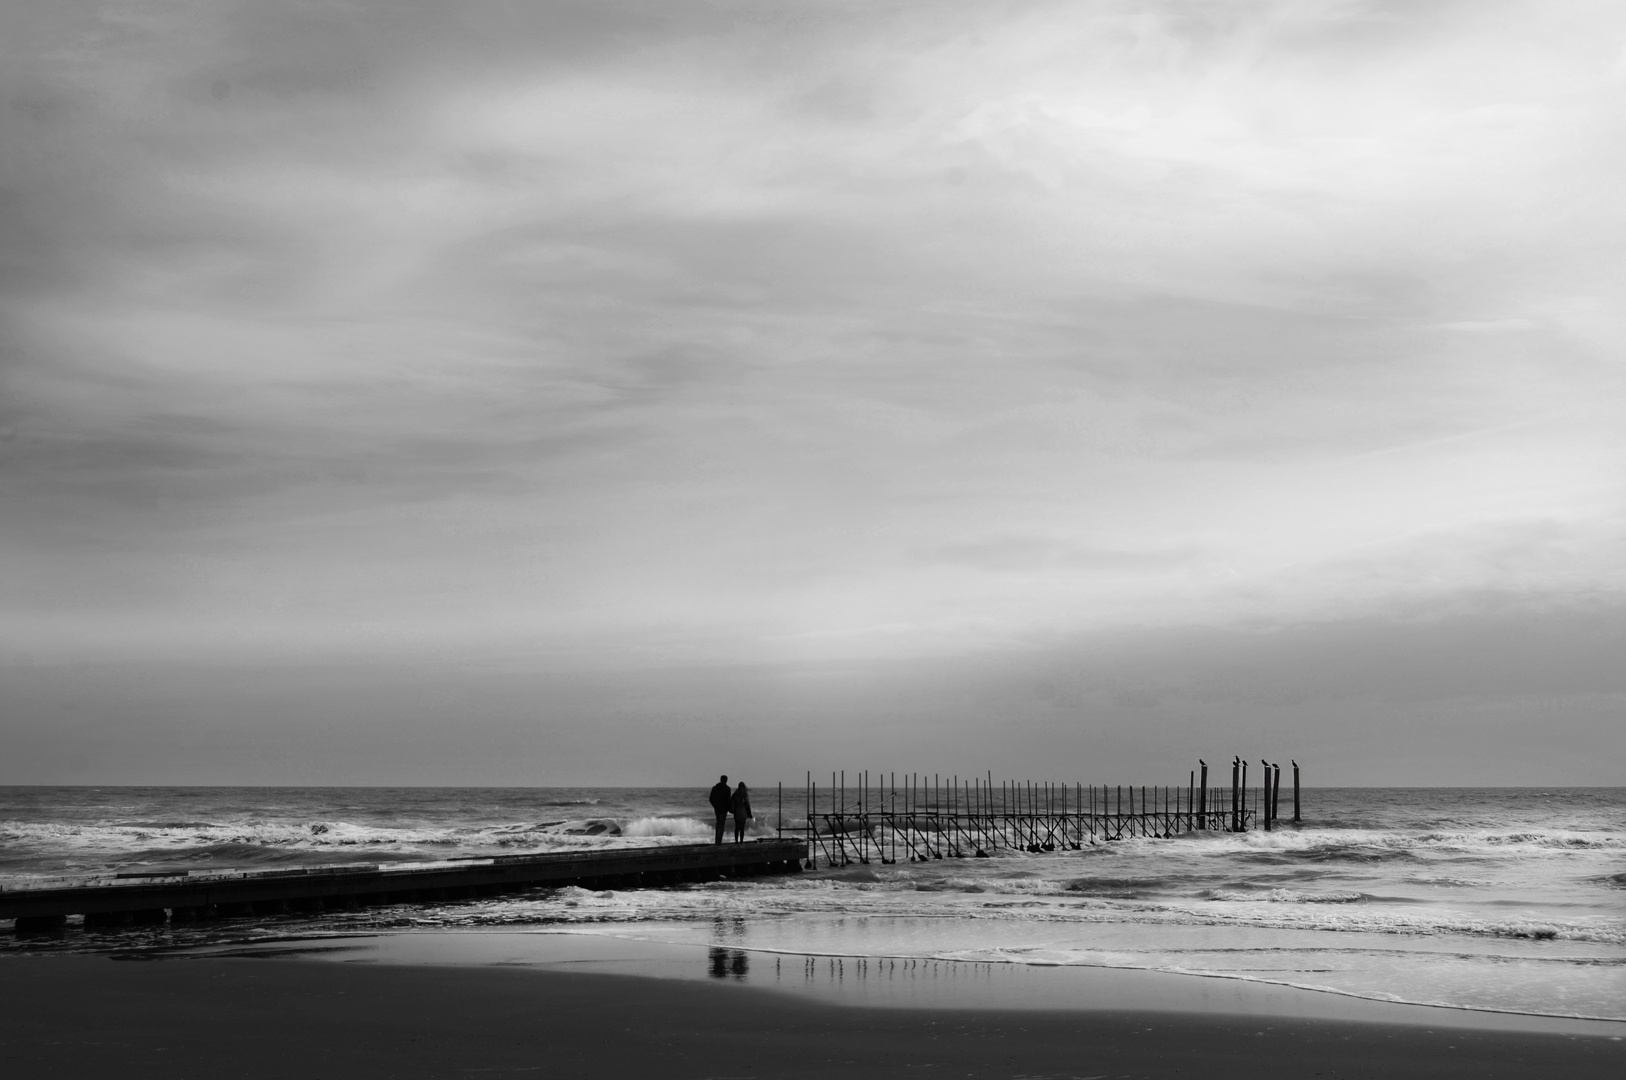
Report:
4,948,1623,1079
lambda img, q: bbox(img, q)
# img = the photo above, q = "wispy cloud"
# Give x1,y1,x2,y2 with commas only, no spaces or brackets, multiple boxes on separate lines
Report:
2,2,1624,780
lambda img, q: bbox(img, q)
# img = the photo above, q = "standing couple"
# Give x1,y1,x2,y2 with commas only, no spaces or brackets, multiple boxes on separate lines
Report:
708,776,752,844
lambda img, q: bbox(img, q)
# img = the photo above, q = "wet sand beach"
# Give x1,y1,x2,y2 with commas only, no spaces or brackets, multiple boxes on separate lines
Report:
4,947,1623,1079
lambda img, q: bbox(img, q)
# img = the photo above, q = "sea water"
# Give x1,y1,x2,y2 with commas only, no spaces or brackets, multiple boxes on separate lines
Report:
2,785,1622,1021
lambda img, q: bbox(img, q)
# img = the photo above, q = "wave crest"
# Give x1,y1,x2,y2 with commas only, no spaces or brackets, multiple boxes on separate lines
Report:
1204,888,1367,904
623,817,713,839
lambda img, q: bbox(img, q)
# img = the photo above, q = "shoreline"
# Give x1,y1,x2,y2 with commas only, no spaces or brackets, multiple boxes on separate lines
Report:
3,948,1623,1079
171,927,1626,1036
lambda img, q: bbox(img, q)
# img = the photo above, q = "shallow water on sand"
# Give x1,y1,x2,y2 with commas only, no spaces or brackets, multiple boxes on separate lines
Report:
169,929,1626,1038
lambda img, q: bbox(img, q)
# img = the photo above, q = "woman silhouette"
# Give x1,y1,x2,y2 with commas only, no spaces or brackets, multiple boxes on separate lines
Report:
729,782,753,843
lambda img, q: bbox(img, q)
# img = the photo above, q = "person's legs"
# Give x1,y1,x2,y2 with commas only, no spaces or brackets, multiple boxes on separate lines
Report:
733,815,745,842
714,812,726,845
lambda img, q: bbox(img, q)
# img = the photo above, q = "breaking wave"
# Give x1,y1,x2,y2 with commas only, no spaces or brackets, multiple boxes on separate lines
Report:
623,817,714,839
1204,888,1367,903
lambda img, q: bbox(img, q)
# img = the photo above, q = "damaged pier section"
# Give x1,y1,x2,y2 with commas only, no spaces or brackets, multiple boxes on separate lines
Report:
799,759,1302,868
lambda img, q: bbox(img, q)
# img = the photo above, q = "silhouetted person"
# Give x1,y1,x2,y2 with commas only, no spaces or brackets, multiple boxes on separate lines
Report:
709,775,732,845
730,781,752,843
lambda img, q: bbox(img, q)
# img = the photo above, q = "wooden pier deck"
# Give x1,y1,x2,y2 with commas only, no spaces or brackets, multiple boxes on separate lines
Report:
3,838,807,932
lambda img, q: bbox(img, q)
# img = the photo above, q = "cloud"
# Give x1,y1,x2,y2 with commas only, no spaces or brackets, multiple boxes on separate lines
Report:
1438,318,1540,332
1,2,1624,780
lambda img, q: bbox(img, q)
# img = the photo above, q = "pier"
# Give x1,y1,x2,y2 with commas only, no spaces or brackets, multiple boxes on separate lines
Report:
794,759,1299,868
7,760,1304,928
3,838,807,933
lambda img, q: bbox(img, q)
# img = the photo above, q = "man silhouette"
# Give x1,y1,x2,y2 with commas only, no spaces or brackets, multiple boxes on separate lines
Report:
708,775,732,845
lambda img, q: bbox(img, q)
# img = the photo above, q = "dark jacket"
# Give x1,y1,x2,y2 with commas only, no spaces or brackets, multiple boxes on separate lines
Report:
709,782,732,816
729,785,752,819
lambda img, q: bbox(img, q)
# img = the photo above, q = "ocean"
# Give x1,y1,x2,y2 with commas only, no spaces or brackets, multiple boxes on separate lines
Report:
2,785,1622,1022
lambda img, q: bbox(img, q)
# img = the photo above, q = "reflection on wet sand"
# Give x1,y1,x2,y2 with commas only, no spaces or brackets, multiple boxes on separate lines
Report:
709,946,749,979
161,931,1626,1039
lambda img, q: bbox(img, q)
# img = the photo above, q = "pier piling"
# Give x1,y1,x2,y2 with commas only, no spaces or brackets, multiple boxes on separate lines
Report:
1292,760,1301,823
793,756,1294,868
1198,760,1208,828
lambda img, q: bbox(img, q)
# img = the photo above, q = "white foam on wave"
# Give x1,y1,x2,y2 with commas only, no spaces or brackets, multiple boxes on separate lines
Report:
534,819,623,837
1205,888,1367,904
921,945,1626,1023
0,816,735,863
387,894,1626,1022
398,869,1626,949
1205,827,1626,857
0,813,773,855
1172,896,1626,946
0,819,469,853
255,852,1607,950
623,817,714,839
0,819,759,886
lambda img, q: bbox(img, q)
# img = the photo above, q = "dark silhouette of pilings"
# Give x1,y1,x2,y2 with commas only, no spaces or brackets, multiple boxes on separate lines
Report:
1292,760,1301,822
1197,760,1208,828
798,758,1298,869
1261,759,1271,831
1230,758,1241,831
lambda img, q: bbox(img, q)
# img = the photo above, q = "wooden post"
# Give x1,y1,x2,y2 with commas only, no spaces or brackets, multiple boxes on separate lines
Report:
972,776,981,853
1227,760,1233,830
810,776,817,869
1273,762,1282,823
983,772,991,848
1230,758,1239,831
1239,758,1248,832
1292,760,1301,823
1199,760,1208,829
1260,760,1271,831
857,771,864,863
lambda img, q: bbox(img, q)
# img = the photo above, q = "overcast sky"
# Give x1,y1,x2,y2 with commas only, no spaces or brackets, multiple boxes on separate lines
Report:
3,1,1623,785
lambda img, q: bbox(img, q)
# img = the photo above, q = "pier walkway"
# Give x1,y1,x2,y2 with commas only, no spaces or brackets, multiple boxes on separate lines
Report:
3,838,807,933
